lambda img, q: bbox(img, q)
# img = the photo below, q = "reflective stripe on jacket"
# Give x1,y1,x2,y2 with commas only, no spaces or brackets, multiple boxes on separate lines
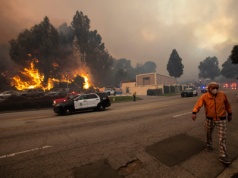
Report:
192,91,232,120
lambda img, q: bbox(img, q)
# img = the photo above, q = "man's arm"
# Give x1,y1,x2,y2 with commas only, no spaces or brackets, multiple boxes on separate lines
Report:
191,95,205,121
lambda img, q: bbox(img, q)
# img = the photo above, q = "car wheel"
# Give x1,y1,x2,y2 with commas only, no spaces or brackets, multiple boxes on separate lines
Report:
63,107,73,115
97,103,105,111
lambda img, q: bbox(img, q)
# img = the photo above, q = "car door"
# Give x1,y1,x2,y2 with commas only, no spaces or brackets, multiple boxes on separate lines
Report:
86,94,99,108
74,95,88,110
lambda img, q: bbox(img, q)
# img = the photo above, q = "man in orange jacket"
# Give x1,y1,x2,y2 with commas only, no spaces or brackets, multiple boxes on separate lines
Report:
192,82,232,164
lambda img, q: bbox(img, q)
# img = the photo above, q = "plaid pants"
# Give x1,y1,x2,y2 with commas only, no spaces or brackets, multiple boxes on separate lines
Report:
204,119,227,157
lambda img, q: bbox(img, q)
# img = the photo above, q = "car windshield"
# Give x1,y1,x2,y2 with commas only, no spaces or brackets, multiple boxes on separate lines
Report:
185,88,193,91
72,94,81,100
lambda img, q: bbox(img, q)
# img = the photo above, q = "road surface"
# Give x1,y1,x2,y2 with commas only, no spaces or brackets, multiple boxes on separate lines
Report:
0,91,237,178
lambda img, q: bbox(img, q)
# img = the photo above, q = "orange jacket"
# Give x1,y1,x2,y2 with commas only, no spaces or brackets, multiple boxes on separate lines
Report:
192,91,232,120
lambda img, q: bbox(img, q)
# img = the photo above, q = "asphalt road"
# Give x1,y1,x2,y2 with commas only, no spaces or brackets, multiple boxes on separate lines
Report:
0,90,237,178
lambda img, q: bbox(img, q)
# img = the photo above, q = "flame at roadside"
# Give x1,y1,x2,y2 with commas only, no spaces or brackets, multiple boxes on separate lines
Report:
11,62,51,90
69,68,92,89
11,61,92,91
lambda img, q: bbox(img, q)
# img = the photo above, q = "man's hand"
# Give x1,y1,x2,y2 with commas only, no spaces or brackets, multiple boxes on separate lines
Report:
228,115,232,122
192,114,196,121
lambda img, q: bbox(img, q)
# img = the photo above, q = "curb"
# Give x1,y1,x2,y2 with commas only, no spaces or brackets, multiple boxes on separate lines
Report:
217,156,238,178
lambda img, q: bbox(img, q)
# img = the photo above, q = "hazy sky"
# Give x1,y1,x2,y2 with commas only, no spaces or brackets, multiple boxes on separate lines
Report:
1,0,238,81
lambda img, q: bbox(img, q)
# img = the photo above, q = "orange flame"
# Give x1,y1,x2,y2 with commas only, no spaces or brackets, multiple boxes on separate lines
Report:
81,74,90,89
70,69,91,89
11,61,92,91
11,62,51,90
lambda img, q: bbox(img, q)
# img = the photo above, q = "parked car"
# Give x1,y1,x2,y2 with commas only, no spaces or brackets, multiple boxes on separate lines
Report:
103,87,116,96
181,88,198,97
53,92,111,115
53,92,80,106
19,89,45,97
46,88,68,97
0,90,19,99
45,91,61,96
19,88,44,97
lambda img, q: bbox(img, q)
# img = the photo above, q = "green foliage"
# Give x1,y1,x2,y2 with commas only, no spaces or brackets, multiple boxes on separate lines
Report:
167,49,184,78
198,56,220,80
230,45,238,64
221,57,238,79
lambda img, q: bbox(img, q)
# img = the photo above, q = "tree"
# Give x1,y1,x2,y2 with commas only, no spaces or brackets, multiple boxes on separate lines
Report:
70,11,113,87
0,44,18,90
198,56,220,80
221,57,238,79
167,49,184,78
114,68,128,87
113,58,132,70
71,11,90,63
112,58,135,86
142,61,157,73
9,16,60,84
135,63,144,75
230,45,238,64
58,23,74,46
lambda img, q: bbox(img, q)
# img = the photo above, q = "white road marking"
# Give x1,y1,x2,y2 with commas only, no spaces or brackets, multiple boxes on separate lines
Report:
173,112,191,118
0,145,53,159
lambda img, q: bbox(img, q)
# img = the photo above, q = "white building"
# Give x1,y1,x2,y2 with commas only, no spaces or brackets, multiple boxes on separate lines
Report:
121,73,178,95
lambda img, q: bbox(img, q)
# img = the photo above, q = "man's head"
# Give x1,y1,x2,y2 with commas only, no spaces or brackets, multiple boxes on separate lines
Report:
208,82,219,95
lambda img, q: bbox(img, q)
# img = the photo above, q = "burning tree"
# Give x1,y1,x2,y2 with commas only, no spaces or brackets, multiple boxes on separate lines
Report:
7,17,88,90
9,11,115,91
9,17,59,86
71,11,114,87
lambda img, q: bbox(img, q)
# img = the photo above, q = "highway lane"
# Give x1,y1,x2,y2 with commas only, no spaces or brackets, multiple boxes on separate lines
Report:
0,91,237,177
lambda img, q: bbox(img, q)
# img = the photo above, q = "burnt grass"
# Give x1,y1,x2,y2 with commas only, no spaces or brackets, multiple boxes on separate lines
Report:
0,96,60,112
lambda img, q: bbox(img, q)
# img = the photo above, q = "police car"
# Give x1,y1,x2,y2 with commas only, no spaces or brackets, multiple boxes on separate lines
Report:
53,92,111,115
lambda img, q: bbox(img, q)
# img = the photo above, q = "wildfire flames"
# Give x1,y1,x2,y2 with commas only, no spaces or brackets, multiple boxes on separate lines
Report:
11,61,92,91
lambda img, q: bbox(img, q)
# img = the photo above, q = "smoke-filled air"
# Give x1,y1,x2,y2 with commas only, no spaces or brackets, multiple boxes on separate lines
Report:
0,0,238,91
